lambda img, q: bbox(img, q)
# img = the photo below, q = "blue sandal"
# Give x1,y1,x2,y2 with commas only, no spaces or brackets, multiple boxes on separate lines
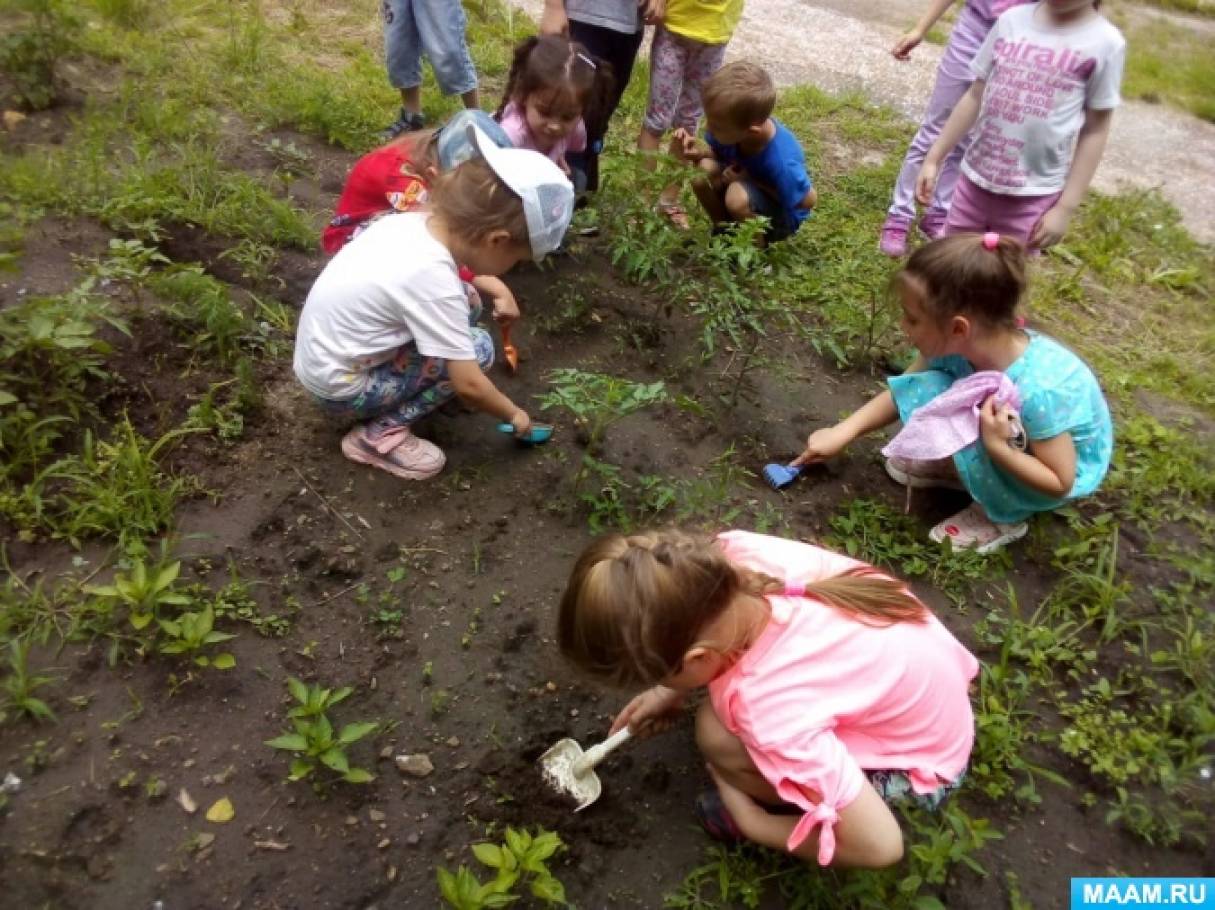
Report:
694,789,744,844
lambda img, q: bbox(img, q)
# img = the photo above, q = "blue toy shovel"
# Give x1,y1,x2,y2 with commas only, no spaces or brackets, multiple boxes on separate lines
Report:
497,422,553,446
762,462,802,490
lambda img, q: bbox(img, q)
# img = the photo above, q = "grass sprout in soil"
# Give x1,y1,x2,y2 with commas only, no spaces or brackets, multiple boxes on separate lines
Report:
0,0,1213,908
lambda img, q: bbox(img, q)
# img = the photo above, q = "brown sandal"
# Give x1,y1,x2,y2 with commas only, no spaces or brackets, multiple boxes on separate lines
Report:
656,201,691,231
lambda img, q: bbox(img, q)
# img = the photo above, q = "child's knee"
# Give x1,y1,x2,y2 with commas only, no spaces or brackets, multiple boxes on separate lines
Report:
471,328,494,372
724,182,752,219
695,701,744,766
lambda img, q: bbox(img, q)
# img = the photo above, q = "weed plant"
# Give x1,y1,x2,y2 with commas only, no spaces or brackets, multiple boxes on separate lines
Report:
826,499,1003,607
539,369,669,453
0,0,81,109
0,639,56,723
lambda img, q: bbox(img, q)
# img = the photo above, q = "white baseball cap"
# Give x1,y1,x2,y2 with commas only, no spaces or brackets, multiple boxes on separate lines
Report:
468,123,574,261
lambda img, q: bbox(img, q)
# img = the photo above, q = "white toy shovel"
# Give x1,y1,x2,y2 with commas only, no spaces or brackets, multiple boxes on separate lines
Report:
538,728,632,812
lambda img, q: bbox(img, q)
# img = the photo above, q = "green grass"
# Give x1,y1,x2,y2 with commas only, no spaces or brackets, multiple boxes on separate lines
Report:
1119,16,1215,123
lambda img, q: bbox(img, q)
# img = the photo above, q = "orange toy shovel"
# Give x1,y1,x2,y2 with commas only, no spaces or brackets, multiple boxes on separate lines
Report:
501,322,519,373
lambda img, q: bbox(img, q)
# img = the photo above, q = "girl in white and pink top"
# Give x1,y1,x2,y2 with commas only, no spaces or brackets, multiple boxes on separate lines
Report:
558,529,977,867
917,0,1125,250
494,34,614,193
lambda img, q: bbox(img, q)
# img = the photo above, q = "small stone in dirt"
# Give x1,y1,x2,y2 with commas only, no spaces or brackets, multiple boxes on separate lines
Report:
395,754,434,778
194,832,216,852
387,865,397,881
545,681,557,692
368,809,386,823
570,709,579,718
345,815,359,826
376,838,390,849
405,832,421,846
445,736,460,748
176,788,198,814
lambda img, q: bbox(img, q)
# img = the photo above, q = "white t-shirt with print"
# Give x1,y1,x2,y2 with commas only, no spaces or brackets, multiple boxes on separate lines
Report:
293,212,475,400
963,4,1125,196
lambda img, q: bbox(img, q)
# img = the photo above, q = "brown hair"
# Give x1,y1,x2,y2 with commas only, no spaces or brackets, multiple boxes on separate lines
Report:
558,530,927,689
429,157,529,246
383,128,440,171
897,233,1027,330
702,61,777,130
496,35,614,127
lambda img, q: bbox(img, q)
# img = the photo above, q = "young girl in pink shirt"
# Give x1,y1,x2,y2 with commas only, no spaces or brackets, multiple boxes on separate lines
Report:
558,528,977,867
495,35,615,193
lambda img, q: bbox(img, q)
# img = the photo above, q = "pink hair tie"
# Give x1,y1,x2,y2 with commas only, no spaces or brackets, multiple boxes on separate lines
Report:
982,232,1000,250
784,582,806,597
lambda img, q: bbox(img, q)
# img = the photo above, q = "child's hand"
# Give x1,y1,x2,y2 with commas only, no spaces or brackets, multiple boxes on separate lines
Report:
891,30,923,60
721,164,745,185
791,425,851,467
671,128,700,161
978,396,1019,453
1030,205,1071,249
489,286,520,326
609,686,685,738
915,161,939,206
640,0,666,25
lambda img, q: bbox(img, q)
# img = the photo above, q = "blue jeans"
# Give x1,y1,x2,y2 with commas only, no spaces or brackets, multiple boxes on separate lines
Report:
383,0,477,95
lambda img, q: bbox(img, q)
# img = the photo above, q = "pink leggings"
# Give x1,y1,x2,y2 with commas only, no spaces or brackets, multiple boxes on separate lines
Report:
943,175,1061,250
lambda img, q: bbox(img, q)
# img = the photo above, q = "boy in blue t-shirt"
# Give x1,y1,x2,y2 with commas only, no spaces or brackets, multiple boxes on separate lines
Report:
674,61,816,243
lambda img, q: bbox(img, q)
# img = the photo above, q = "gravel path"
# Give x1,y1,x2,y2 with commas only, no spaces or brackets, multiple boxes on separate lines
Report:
510,0,1215,241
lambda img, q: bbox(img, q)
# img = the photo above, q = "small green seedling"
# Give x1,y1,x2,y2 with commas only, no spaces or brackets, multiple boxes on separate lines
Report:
265,677,376,786
86,556,191,632
158,606,236,669
437,827,567,909
285,676,352,719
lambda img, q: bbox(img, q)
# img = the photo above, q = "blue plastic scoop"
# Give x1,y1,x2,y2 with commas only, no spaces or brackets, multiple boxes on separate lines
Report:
497,422,553,446
762,462,802,490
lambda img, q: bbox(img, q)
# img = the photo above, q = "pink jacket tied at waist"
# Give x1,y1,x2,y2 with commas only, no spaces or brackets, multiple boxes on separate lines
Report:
882,370,1021,462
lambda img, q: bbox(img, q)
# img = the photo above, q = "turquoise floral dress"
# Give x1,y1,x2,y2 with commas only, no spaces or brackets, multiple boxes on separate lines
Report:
888,331,1114,524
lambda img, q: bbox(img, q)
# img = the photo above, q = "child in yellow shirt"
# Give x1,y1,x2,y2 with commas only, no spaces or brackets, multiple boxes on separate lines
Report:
638,0,744,228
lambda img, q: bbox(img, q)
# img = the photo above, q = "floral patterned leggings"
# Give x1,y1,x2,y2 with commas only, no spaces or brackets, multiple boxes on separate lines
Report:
317,288,494,440
642,26,727,136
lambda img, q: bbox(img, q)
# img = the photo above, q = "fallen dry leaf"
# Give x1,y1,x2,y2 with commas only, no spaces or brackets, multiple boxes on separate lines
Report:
176,788,198,814
205,796,235,823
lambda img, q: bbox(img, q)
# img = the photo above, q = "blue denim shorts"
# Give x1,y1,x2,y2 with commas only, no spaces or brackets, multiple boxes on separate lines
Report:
383,0,478,95
740,180,797,242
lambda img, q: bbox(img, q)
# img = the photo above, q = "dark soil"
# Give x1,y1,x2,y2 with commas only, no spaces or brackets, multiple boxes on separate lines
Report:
0,120,1209,909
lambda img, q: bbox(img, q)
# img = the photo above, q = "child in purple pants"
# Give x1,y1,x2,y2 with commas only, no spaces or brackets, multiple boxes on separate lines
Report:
879,0,1029,257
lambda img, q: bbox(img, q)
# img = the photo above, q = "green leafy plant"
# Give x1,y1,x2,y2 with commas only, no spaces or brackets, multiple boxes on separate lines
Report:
265,677,376,785
0,639,56,723
158,605,236,669
86,554,192,633
437,827,567,909
538,369,669,453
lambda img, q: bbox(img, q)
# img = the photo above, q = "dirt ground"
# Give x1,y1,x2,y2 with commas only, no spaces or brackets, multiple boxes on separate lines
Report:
513,0,1215,243
0,115,1210,907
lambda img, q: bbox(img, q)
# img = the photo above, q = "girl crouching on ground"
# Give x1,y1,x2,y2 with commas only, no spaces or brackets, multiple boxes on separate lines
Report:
559,529,977,867
294,127,573,480
794,233,1113,552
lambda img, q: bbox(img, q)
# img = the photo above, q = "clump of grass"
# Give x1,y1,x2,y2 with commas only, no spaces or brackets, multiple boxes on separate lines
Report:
1120,17,1215,122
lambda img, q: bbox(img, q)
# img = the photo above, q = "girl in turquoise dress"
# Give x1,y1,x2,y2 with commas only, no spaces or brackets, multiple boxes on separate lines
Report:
793,232,1113,553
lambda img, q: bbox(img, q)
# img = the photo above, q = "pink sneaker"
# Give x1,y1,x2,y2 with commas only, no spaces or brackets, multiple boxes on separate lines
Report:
918,211,947,240
341,425,445,480
879,216,910,257
929,502,1027,554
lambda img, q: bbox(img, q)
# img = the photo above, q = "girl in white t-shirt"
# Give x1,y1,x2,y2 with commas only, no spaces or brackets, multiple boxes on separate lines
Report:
293,127,574,480
916,0,1125,250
